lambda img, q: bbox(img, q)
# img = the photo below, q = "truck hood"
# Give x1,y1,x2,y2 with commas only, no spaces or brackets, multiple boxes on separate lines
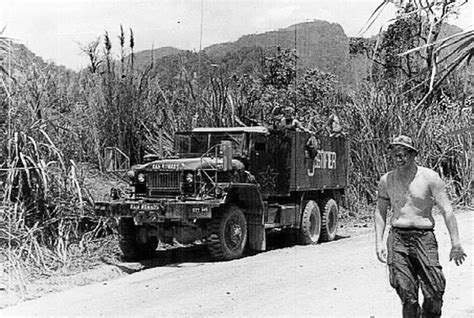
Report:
134,157,244,171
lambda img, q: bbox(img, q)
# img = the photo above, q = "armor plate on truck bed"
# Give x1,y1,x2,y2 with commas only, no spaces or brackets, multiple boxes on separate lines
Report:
248,130,348,195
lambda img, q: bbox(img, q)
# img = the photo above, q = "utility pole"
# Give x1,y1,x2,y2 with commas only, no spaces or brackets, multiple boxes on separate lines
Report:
6,38,12,171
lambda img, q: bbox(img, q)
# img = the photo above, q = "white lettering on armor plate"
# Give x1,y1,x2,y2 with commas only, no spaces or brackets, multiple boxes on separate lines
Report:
307,150,337,176
131,203,162,210
151,163,183,170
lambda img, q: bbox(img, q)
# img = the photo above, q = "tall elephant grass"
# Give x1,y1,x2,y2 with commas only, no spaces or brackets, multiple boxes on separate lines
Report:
0,43,112,298
343,84,471,209
1,129,91,274
0,130,117,305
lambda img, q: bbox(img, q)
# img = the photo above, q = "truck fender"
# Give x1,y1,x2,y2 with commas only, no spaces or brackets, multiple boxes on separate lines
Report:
224,184,266,251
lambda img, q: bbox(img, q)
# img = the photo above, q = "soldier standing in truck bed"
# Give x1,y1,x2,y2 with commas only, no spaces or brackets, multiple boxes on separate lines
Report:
273,106,311,132
374,135,466,318
326,114,344,137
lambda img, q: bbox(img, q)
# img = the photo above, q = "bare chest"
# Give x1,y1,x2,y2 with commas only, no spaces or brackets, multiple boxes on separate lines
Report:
387,175,433,208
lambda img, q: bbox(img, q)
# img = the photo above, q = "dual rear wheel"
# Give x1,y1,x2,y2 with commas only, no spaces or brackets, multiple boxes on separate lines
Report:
299,198,338,244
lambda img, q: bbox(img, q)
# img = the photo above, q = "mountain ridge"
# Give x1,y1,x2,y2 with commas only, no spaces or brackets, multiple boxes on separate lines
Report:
129,20,352,82
204,20,351,81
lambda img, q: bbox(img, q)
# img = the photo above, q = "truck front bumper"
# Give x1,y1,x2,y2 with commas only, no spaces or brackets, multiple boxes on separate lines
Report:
95,200,220,222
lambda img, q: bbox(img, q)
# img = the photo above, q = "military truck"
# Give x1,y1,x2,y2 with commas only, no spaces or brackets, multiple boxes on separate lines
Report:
95,126,349,261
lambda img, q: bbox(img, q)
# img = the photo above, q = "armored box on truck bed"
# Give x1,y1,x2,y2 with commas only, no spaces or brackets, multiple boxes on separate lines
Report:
247,130,348,197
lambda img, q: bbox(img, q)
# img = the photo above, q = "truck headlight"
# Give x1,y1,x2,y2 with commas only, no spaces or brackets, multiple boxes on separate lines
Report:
137,173,146,183
185,173,194,185
126,170,136,179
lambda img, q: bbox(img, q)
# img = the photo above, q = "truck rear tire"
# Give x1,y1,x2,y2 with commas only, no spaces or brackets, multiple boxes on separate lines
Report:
320,199,338,242
299,200,321,244
118,218,157,261
208,205,247,260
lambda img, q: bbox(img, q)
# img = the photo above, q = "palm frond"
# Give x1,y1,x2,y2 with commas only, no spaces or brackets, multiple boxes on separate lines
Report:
415,49,471,111
399,29,474,56
359,0,390,36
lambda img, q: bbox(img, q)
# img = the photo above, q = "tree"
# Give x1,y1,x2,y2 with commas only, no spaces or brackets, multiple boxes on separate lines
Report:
80,38,102,74
365,0,472,109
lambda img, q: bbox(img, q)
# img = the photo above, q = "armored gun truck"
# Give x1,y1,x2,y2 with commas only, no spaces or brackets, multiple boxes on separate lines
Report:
95,126,349,261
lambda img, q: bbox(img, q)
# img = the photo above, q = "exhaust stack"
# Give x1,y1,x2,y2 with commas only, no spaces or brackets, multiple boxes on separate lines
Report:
221,140,233,171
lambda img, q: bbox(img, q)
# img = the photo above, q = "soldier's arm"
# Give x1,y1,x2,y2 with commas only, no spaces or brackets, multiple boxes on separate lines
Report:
431,171,466,265
374,175,390,263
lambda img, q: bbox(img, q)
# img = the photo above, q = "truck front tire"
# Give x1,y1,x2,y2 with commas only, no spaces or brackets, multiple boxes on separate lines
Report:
208,205,247,260
118,218,157,261
299,200,321,244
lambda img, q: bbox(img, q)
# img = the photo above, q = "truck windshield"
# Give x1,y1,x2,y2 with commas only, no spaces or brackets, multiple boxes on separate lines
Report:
175,133,244,157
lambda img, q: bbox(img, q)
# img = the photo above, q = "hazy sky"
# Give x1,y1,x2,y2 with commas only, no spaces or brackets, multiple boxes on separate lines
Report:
1,0,472,70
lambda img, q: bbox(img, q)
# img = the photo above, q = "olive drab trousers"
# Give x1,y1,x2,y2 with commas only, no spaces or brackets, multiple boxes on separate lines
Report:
387,227,446,318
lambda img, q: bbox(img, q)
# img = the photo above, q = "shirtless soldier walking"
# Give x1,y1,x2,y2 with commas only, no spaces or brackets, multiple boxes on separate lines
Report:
374,135,467,318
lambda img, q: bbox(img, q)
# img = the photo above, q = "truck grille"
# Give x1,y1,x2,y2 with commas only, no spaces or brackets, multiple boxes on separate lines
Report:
148,171,181,190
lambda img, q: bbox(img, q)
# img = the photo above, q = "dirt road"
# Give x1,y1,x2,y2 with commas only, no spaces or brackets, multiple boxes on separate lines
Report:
2,211,473,317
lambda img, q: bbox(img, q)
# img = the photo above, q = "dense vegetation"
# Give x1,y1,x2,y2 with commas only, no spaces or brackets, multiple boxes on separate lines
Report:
0,0,471,288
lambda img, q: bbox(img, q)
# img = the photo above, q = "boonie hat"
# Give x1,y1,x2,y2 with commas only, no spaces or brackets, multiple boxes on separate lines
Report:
388,135,418,154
